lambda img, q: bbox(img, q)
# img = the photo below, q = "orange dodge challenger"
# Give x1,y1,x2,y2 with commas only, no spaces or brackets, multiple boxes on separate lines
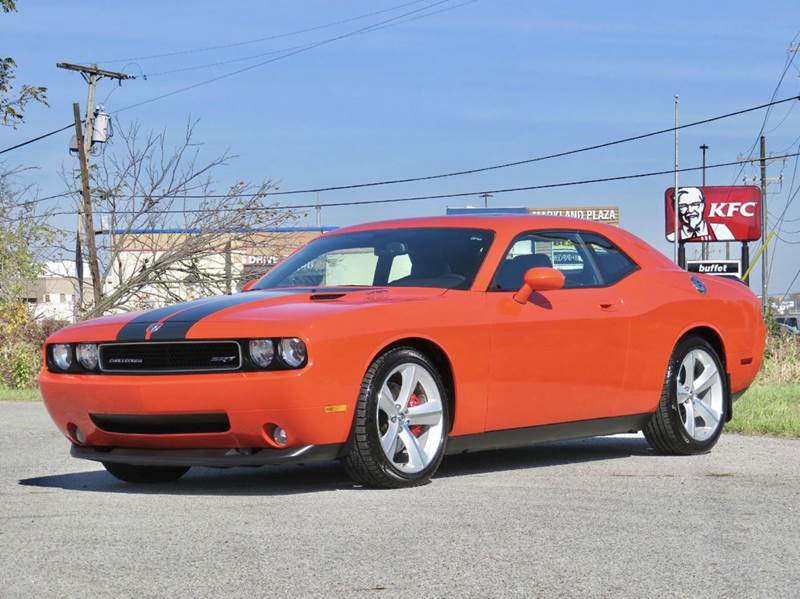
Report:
40,215,766,488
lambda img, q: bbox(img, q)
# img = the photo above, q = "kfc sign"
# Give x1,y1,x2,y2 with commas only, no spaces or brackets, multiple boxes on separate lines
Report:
664,186,761,242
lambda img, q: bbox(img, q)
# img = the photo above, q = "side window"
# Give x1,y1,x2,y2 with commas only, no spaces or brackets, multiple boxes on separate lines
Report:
492,231,601,290
580,233,637,284
387,254,412,283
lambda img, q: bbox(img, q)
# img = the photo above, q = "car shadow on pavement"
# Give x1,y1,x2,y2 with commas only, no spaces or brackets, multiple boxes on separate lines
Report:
19,436,652,496
436,435,652,479
19,462,355,496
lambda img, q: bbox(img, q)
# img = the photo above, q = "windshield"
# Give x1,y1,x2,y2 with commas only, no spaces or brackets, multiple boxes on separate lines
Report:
254,227,494,290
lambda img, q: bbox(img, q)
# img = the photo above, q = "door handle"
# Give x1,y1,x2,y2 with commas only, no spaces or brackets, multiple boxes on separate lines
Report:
599,301,618,312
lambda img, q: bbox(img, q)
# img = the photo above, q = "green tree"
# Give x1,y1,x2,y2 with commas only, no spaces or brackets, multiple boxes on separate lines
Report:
0,166,56,388
1,0,48,127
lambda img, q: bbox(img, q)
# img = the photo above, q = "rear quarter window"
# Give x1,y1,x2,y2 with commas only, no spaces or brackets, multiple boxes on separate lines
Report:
580,232,638,285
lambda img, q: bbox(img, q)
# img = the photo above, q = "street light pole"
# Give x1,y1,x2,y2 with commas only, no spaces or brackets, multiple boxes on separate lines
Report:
700,144,709,260
673,95,681,266
760,135,769,314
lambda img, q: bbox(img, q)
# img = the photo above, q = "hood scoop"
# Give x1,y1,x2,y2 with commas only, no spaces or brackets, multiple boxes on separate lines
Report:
309,293,347,301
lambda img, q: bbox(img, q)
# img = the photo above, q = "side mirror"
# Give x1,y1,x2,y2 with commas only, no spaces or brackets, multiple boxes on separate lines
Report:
513,267,565,304
240,278,258,292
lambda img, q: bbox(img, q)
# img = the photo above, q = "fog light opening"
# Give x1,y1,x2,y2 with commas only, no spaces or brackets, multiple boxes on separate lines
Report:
67,423,85,445
273,426,288,447
264,423,289,447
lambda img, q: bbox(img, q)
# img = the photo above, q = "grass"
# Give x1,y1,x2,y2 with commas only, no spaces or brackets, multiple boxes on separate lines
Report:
0,386,41,401
4,383,798,436
727,382,800,439
2,336,799,437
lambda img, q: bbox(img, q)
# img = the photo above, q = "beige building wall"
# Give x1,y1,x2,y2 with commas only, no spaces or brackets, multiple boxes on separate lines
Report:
107,230,323,311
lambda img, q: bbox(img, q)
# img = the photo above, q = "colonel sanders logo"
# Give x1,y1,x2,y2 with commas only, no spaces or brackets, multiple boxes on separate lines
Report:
667,187,735,242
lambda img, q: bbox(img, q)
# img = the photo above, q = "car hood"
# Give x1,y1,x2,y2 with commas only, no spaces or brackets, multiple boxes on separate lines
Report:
48,287,448,343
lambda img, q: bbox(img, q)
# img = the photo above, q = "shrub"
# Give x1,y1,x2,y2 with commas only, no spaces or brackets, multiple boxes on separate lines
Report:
0,314,68,390
0,341,39,389
759,331,800,385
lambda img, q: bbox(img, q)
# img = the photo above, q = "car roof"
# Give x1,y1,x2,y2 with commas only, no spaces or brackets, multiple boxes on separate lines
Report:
328,214,677,270
335,214,616,235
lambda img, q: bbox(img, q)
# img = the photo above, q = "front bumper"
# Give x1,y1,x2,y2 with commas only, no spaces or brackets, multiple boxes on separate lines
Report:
40,368,355,451
71,443,344,467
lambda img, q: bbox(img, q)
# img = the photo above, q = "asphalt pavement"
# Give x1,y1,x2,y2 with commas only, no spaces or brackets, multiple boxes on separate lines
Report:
1,400,798,598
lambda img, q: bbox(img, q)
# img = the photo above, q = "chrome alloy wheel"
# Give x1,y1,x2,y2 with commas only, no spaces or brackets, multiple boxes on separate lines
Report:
376,362,445,474
676,348,724,442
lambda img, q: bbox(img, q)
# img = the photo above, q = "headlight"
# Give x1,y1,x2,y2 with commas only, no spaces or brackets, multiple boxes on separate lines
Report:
279,337,307,368
76,343,99,370
51,344,73,371
249,339,275,368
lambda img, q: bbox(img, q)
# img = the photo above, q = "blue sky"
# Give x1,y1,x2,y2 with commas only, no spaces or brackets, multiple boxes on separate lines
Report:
3,0,800,294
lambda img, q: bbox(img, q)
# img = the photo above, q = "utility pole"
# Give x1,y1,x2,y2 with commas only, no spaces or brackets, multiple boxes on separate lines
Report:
479,192,492,208
760,135,768,314
700,144,710,260
57,63,134,313
72,102,102,310
224,240,233,295
673,95,682,266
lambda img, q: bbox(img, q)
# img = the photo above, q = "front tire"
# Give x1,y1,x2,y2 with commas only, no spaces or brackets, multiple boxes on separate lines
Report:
644,335,727,455
344,347,449,488
103,462,190,484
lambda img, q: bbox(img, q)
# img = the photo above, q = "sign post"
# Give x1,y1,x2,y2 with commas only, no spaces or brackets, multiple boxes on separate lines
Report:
673,95,680,266
741,242,750,287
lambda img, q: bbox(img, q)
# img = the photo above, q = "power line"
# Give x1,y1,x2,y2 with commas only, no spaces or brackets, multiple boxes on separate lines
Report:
767,141,800,284
19,152,800,221
7,96,796,213
94,0,435,64
765,95,799,134
0,1,468,156
728,31,800,187
0,123,73,155
9,190,77,208
143,0,476,79
113,0,464,114
778,266,800,304
108,95,800,198
144,46,298,79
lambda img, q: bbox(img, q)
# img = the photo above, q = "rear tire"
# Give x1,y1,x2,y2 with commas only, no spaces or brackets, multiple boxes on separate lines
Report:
644,336,727,455
344,347,449,489
103,462,190,484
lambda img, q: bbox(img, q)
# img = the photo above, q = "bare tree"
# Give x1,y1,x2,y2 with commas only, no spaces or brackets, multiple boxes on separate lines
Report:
59,119,300,318
0,165,57,305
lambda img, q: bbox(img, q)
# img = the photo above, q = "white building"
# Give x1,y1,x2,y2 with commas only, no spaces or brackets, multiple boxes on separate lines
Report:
22,261,86,322
106,227,334,311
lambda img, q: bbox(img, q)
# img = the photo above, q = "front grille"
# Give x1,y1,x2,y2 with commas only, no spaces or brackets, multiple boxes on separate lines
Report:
91,413,231,434
99,341,241,373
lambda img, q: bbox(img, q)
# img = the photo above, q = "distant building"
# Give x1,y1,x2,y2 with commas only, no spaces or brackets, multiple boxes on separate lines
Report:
446,205,621,225
770,293,800,316
21,261,83,322
19,228,334,322
105,227,334,311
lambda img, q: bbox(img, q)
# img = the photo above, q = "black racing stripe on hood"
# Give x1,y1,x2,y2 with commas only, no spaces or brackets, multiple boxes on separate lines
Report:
146,291,299,341
115,287,366,342
115,297,219,341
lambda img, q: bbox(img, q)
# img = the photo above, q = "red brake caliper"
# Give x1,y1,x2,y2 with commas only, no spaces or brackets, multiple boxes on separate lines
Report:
407,393,423,437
